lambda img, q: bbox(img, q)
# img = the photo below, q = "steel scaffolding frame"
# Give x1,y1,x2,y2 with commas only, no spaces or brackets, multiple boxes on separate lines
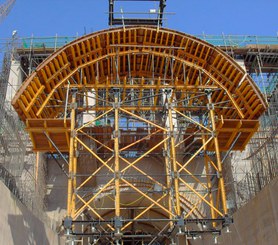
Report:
0,36,53,232
235,89,278,207
61,85,231,244
225,38,278,208
11,26,267,244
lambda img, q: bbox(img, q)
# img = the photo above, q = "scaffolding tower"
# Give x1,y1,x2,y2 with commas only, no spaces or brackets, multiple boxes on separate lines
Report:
11,26,269,244
0,34,50,229
0,28,277,245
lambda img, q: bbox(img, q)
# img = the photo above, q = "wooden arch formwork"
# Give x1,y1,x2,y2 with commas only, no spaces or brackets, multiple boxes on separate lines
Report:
12,26,266,244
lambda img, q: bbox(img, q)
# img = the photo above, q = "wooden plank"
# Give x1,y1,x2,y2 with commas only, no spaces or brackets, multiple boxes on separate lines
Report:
12,26,266,129
26,85,45,112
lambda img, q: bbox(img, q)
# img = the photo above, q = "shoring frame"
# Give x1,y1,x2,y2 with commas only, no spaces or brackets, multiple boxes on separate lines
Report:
63,85,231,244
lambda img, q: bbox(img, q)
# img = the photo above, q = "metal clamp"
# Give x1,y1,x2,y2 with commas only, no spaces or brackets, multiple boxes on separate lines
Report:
114,171,121,180
70,102,77,109
207,103,214,110
71,130,77,138
172,171,180,179
113,130,120,138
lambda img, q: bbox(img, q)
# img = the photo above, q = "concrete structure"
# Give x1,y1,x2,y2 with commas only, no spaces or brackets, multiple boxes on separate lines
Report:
0,181,64,245
193,177,278,245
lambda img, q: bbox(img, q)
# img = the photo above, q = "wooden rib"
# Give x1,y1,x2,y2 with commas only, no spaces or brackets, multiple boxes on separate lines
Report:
12,26,266,127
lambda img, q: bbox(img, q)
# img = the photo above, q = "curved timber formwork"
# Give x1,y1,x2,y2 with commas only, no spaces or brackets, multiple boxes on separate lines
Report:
12,26,266,244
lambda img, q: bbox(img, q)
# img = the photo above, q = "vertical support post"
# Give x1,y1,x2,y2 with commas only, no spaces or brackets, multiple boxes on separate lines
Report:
256,53,267,99
114,96,121,220
168,104,181,216
35,152,39,191
54,33,58,52
28,34,33,75
109,0,114,26
163,139,173,222
72,137,78,217
207,92,228,215
200,116,216,225
67,92,76,217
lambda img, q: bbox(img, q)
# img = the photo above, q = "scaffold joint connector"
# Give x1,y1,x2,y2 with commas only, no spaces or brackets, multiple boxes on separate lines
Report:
207,103,214,110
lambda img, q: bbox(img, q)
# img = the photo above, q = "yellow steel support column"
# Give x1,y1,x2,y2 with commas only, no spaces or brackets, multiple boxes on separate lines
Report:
35,152,39,191
208,93,228,215
72,137,78,217
201,117,216,224
163,139,173,222
67,92,76,217
168,105,181,216
114,97,121,218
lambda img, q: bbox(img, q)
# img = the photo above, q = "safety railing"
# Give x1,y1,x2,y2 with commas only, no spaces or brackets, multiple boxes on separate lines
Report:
21,36,77,50
10,34,278,50
196,34,278,47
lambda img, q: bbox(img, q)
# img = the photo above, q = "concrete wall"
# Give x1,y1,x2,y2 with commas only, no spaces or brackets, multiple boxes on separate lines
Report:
192,176,278,245
0,181,63,245
45,158,67,224
6,60,22,104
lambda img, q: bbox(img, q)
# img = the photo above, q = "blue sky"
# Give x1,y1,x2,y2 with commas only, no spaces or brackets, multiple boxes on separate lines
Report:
1,0,278,38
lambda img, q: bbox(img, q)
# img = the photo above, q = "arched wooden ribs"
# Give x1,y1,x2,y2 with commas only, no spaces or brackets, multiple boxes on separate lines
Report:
12,26,267,152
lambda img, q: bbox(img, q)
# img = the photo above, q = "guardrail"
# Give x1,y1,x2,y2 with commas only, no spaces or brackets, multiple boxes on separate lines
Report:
13,34,278,50
21,36,77,49
196,34,278,47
